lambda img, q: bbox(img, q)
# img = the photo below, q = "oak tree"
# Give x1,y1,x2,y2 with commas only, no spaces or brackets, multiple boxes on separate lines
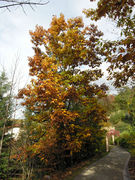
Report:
18,14,108,171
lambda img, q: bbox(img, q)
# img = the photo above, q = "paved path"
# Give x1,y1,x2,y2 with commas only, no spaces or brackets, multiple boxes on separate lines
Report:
74,146,131,180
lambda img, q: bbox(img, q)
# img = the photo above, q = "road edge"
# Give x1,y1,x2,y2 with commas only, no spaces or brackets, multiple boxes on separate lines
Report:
123,151,131,180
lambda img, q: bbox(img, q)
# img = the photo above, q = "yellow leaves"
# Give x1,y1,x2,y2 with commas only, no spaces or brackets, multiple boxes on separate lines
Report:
41,57,58,72
29,25,46,46
41,58,50,70
49,14,67,36
50,108,79,126
68,139,82,152
67,16,84,28
58,102,64,107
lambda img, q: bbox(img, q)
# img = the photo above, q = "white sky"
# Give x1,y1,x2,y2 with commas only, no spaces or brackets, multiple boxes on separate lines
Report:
0,0,120,95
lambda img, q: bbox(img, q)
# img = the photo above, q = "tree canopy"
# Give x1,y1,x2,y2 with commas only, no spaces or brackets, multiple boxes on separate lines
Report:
84,0,135,87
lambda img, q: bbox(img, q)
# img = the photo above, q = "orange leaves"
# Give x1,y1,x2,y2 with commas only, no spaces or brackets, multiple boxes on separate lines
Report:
49,14,67,35
41,57,56,72
50,108,79,126
17,14,109,170
29,25,46,46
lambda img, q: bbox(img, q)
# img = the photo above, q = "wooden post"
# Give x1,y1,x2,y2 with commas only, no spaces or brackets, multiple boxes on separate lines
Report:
112,135,115,145
106,135,109,152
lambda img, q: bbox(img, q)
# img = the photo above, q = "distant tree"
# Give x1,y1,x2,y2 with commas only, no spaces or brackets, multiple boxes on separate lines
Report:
109,87,135,130
98,95,115,115
126,88,135,126
84,0,135,87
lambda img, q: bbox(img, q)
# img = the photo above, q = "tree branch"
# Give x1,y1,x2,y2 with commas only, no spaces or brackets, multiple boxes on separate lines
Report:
0,0,49,10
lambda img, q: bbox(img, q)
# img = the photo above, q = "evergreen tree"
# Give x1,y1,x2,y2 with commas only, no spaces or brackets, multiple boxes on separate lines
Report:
0,71,13,179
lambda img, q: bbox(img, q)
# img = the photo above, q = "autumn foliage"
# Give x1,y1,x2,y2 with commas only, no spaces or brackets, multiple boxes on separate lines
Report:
84,0,135,87
18,14,108,172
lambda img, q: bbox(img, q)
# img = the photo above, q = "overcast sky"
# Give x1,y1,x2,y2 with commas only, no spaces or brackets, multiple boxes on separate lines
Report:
0,0,120,93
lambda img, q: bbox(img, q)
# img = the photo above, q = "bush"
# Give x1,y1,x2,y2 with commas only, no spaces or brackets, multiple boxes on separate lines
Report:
118,129,135,150
118,131,130,148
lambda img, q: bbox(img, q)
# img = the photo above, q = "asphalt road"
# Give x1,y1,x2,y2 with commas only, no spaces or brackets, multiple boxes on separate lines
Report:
74,146,131,180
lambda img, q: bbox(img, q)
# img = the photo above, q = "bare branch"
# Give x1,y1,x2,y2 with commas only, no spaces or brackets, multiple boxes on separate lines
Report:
0,0,49,10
